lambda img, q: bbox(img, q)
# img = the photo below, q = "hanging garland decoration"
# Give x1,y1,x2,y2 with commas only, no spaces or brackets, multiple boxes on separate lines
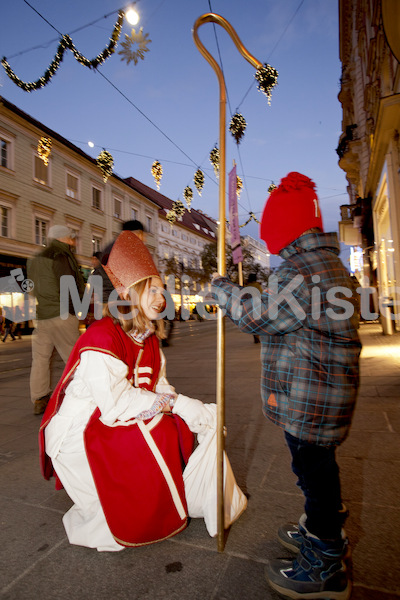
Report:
37,137,52,166
96,150,114,182
151,160,163,190
1,11,124,92
268,182,277,193
183,186,193,211
239,212,261,228
118,27,152,65
209,146,220,178
172,199,186,219
254,63,279,105
193,168,205,196
236,176,243,200
229,113,247,145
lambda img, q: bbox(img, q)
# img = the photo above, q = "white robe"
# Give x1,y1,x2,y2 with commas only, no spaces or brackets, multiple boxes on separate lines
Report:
45,349,220,551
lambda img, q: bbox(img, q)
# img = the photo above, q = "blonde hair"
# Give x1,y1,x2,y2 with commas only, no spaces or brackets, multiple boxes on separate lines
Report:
103,278,166,339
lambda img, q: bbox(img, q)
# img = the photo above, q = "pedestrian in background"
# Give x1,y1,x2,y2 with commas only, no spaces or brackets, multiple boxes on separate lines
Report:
12,305,24,339
213,172,361,600
27,225,85,415
2,306,16,342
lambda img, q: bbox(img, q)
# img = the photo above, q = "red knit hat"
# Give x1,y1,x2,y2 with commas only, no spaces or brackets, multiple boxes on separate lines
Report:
260,172,324,254
103,230,160,296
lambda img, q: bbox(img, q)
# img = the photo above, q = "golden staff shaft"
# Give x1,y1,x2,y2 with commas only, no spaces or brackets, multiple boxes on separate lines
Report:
193,12,262,552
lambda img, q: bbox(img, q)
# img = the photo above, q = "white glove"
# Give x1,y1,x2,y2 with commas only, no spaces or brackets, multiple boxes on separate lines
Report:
173,394,217,434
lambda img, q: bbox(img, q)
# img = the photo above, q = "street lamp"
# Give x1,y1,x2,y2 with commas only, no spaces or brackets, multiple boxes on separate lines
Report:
192,13,264,552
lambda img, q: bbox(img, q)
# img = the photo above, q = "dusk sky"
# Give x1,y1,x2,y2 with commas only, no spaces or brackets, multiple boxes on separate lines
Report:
0,0,349,267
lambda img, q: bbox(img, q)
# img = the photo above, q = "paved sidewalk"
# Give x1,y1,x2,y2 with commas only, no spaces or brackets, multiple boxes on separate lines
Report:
0,320,399,599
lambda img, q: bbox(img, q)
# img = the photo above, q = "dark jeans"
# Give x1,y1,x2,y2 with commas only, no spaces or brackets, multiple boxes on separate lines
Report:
284,431,346,540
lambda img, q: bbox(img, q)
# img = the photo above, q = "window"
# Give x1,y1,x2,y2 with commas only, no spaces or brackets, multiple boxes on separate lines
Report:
114,197,122,219
35,218,48,246
130,207,138,220
1,139,9,168
146,216,152,233
0,133,14,170
0,205,9,237
66,172,79,200
34,155,50,186
92,236,102,253
172,229,178,237
92,186,102,211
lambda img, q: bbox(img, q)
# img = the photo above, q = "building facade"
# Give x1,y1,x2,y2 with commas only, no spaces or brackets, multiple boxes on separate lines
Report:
0,96,161,319
0,97,160,273
242,234,270,274
337,0,400,333
123,177,218,314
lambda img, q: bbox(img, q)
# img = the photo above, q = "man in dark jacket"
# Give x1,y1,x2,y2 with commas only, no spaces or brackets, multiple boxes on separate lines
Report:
27,225,85,415
213,172,361,599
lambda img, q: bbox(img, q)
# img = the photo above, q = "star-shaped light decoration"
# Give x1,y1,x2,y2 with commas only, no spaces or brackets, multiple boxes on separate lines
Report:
118,27,152,65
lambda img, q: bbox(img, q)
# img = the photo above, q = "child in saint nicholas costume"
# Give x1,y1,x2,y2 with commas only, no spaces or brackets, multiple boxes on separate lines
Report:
39,231,247,552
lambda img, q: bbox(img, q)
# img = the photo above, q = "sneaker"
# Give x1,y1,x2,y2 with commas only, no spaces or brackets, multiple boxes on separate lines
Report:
266,534,351,600
33,394,51,415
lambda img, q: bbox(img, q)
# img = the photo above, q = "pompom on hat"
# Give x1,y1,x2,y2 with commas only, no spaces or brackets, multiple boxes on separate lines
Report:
103,230,160,297
260,172,324,255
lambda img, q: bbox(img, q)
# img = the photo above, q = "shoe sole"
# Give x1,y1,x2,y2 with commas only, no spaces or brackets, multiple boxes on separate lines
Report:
268,578,351,600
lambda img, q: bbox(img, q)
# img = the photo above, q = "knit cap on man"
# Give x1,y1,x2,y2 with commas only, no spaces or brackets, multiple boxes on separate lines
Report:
260,171,323,255
48,225,75,240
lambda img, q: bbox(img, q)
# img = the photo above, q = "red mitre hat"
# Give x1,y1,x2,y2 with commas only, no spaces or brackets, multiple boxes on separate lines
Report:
260,172,324,255
103,230,160,295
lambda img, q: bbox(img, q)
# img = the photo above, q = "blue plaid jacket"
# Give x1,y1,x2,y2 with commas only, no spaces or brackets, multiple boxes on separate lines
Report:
213,232,361,446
